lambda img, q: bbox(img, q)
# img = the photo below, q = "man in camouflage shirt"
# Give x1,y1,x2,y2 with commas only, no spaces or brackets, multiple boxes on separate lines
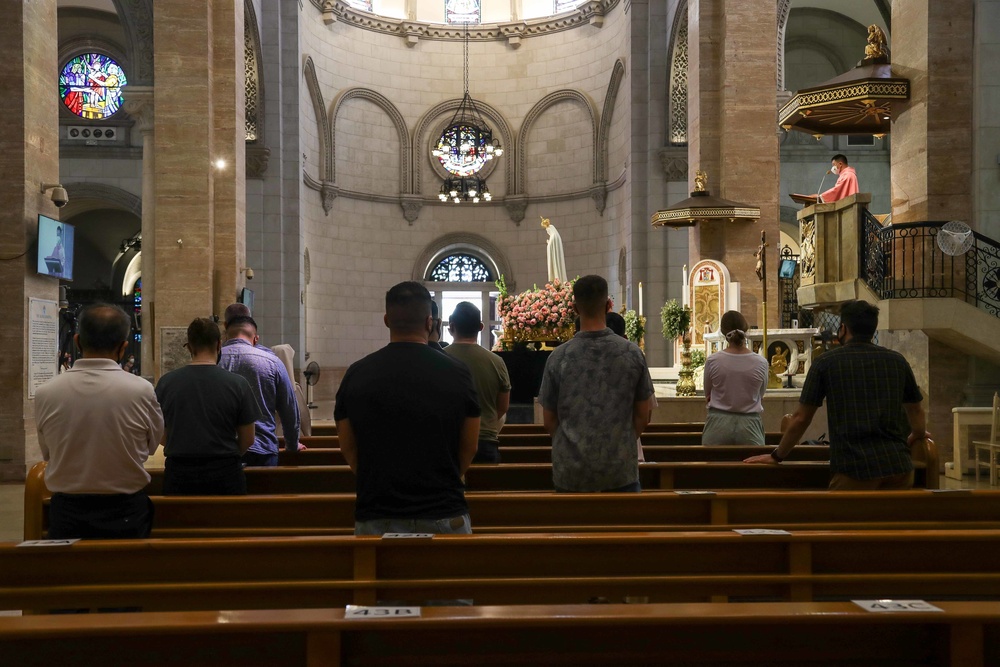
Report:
539,275,654,492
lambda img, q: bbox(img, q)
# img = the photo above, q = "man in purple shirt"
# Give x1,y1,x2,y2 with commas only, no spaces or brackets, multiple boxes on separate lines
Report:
220,315,301,466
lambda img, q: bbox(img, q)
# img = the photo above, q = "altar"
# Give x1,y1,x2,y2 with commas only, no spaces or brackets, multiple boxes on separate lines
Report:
704,327,820,384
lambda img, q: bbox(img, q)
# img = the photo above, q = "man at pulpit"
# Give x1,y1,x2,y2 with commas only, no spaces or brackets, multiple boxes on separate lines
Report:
820,154,859,203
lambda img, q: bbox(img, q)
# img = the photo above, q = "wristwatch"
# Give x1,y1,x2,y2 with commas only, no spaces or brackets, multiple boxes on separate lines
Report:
770,449,783,463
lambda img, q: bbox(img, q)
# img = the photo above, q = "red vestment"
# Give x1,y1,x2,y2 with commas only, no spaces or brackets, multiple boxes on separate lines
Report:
821,166,859,203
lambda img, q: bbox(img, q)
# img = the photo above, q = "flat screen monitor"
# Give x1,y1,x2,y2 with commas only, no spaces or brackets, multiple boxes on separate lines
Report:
239,287,254,312
778,258,797,279
37,215,74,281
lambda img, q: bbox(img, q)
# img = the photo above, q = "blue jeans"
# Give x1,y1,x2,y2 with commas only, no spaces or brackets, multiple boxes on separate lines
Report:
354,513,472,536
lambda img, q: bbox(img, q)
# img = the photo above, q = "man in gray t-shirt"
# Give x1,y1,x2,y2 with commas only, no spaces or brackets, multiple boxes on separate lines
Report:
538,275,654,492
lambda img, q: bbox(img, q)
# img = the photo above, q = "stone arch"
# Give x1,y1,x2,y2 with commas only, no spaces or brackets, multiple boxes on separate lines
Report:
303,56,331,183
785,35,850,78
110,0,154,84
58,36,129,71
61,182,142,219
518,90,598,192
598,59,626,182
412,233,514,290
414,100,515,196
330,87,411,193
666,4,687,145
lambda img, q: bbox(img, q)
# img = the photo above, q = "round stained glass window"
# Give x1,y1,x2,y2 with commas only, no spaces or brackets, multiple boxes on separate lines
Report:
435,123,490,177
60,54,127,120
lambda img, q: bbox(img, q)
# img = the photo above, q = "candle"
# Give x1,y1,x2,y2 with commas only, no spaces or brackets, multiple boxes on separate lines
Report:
638,282,643,316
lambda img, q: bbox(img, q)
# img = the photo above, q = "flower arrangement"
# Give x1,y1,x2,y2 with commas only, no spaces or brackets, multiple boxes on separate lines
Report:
623,309,645,344
660,299,692,341
496,275,576,345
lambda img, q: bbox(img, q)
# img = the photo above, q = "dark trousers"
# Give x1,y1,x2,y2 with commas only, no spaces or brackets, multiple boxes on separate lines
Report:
163,456,247,495
241,450,278,467
472,439,501,464
48,492,153,540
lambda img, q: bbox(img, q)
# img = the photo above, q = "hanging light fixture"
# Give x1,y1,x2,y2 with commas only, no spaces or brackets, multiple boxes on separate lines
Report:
434,22,502,204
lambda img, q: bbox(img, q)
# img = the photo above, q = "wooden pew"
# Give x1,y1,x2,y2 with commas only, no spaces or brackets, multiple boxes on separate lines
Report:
293,432,784,448
309,422,712,436
1,602,997,666
4,529,1000,612
279,444,830,466
23,486,1000,541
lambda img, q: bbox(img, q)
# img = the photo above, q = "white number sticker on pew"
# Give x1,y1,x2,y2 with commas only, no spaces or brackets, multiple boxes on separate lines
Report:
17,539,80,547
382,533,435,539
852,600,943,613
733,529,791,536
345,606,421,618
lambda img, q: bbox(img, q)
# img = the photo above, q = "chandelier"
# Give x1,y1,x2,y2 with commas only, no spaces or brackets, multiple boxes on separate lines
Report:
434,23,502,204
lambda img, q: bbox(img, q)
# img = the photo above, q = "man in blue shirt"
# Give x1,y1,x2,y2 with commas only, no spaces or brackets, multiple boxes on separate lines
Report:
220,316,301,466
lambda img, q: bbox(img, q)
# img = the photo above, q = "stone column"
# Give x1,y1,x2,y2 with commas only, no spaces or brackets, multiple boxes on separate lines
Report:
890,0,974,223
0,0,59,479
123,88,155,379
973,0,1000,240
687,0,780,327
152,0,245,376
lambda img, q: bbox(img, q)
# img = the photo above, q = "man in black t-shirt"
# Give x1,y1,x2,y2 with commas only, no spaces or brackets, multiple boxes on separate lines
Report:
335,282,480,535
154,318,261,495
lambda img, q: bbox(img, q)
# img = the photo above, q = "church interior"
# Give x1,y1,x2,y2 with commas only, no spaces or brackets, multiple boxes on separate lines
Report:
2,0,1000,662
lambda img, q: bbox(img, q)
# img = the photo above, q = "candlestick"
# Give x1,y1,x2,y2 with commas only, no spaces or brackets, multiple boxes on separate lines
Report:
638,282,643,316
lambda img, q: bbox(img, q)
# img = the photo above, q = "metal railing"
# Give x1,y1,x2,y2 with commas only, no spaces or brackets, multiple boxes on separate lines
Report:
859,211,1000,319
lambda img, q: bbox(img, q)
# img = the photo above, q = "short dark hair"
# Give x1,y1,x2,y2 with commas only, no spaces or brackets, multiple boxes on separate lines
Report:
572,275,609,318
840,300,879,341
224,303,251,327
78,303,130,353
831,154,848,165
386,281,432,333
187,317,221,353
225,315,258,339
449,301,482,338
606,311,626,337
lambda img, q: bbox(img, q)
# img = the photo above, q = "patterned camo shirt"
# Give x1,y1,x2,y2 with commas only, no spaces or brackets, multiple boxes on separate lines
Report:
799,341,922,480
539,329,654,491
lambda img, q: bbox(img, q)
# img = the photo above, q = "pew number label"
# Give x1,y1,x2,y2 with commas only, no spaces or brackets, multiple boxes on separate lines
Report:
345,606,421,618
733,529,791,536
853,600,944,613
674,491,716,496
382,533,435,539
17,539,80,547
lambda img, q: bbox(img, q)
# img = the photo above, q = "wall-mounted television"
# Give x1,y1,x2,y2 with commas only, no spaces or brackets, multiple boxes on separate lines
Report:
37,215,74,281
238,287,254,312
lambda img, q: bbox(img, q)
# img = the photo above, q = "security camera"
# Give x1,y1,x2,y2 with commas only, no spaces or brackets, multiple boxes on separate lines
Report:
41,183,69,208
51,187,69,208
245,268,254,280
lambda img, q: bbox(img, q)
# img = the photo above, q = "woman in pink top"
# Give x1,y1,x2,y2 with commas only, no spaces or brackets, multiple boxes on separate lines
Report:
702,311,769,445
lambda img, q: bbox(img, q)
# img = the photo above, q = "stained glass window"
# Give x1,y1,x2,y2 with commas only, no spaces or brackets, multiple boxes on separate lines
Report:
555,0,585,12
344,0,373,10
60,54,127,120
436,124,490,177
446,0,480,24
430,254,492,282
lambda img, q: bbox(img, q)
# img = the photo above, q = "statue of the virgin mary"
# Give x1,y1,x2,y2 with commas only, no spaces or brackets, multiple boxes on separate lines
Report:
540,216,568,283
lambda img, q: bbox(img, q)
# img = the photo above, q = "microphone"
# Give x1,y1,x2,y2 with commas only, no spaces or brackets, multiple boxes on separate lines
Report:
815,169,832,203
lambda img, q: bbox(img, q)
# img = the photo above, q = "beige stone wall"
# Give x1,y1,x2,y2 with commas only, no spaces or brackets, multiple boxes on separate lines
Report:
300,1,632,387
974,0,1000,239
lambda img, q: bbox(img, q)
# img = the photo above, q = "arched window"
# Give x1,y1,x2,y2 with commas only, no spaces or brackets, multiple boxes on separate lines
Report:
425,249,500,349
60,53,127,120
668,6,688,146
429,253,492,282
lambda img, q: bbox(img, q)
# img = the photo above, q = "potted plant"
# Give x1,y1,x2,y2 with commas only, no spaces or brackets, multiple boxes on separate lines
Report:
660,299,696,396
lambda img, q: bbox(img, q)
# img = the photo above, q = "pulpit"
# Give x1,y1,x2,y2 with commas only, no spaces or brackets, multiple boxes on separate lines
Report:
796,193,879,309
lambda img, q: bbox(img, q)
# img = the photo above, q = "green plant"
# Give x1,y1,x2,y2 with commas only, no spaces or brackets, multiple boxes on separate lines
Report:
660,299,691,340
689,349,706,368
623,310,645,343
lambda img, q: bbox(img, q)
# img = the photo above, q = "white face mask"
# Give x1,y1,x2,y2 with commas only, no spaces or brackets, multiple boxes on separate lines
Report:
831,165,840,176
